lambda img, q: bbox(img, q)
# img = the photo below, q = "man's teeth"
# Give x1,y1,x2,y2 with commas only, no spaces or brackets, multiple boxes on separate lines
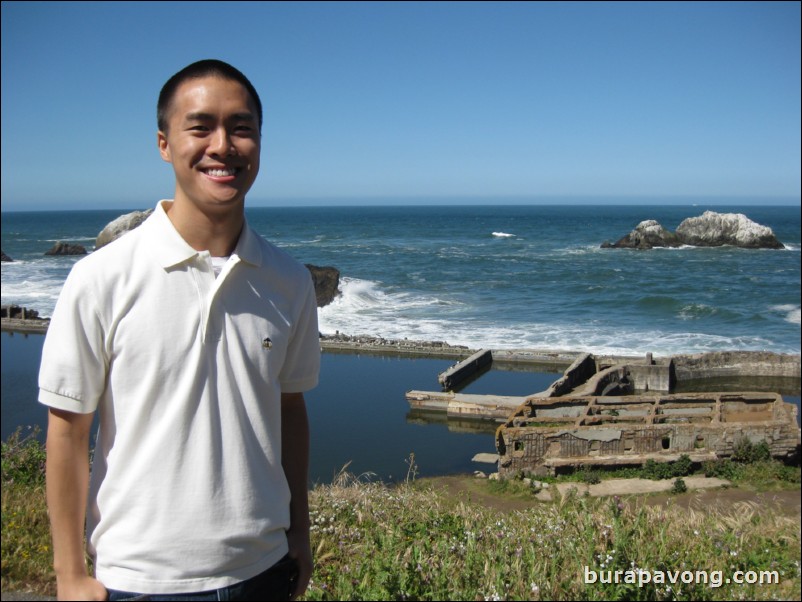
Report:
205,168,237,177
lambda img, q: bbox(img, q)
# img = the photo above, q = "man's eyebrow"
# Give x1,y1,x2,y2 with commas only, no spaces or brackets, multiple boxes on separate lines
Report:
183,112,215,122
183,112,256,122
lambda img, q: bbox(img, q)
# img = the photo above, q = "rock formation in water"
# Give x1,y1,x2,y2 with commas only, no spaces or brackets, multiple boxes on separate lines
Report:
675,211,784,249
95,209,155,250
602,211,784,250
306,265,340,307
44,241,88,256
1,249,12,262
601,220,682,249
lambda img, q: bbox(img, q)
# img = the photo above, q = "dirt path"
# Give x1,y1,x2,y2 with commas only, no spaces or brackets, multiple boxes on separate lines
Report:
638,487,801,516
422,474,801,517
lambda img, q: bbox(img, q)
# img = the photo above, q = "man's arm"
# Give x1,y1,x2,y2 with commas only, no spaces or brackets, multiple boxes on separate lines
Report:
45,408,107,601
281,392,312,600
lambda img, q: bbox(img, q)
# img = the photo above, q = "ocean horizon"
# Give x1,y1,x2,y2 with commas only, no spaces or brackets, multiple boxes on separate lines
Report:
4,194,801,212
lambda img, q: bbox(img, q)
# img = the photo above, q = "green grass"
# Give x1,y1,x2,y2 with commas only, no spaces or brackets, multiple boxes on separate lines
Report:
1,428,55,597
3,431,800,600
306,472,800,600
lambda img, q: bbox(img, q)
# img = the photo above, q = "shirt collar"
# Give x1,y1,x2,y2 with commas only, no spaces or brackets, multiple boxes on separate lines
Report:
231,218,263,267
151,200,262,270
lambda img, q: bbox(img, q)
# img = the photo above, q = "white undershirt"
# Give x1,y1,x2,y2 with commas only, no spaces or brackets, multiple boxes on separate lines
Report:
210,255,230,277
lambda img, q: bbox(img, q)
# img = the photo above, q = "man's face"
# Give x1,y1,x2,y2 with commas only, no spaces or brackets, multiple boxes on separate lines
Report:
157,76,260,215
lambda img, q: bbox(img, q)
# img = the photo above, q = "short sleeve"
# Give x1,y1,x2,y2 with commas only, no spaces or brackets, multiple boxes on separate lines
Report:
38,261,109,414
278,272,320,393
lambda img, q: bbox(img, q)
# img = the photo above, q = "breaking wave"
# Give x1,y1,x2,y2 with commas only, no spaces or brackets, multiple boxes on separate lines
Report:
317,277,795,356
771,304,801,325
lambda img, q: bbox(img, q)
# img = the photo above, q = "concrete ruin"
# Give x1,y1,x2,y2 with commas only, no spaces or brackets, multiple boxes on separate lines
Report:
407,351,679,421
496,392,801,477
406,349,801,475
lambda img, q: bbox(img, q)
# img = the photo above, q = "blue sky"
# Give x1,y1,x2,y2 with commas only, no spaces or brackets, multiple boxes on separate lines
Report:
1,1,800,210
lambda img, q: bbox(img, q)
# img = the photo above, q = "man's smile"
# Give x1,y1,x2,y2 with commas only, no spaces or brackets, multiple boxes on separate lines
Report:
201,167,241,180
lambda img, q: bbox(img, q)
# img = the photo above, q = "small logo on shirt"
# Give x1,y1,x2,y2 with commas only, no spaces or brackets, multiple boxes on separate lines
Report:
262,337,272,349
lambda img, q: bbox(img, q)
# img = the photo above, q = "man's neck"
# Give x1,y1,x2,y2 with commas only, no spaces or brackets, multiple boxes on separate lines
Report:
164,200,244,257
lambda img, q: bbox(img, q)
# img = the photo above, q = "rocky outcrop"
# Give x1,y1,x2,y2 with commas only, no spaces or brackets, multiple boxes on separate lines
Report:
45,242,87,256
602,211,784,250
1,305,50,333
1,249,12,262
675,211,784,249
2,305,44,320
320,332,470,358
95,209,154,250
306,265,340,307
601,220,681,249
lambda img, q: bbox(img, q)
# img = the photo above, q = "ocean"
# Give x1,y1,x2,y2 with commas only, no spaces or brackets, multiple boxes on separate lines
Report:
3,204,800,355
2,203,800,480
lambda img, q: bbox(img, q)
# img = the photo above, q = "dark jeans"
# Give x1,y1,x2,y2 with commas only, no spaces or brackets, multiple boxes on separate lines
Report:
106,554,298,601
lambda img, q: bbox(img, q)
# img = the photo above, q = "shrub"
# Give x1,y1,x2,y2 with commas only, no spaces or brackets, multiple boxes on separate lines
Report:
1,427,46,486
671,477,688,494
673,453,693,477
641,454,693,480
704,459,740,480
732,437,772,464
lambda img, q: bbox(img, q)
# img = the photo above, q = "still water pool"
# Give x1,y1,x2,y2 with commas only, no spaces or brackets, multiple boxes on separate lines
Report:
2,333,517,483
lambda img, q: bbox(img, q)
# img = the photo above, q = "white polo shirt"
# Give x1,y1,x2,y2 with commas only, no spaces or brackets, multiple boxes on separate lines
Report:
38,200,320,594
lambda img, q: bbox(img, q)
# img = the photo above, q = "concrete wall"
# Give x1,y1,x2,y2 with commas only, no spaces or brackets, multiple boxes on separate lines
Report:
673,351,800,380
540,353,597,397
628,361,675,392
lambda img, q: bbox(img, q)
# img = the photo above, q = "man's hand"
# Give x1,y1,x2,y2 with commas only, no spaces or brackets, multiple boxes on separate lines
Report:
56,574,107,601
281,392,312,600
286,523,313,599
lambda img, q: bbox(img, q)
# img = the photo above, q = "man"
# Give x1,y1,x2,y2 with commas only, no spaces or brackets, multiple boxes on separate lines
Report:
40,59,319,601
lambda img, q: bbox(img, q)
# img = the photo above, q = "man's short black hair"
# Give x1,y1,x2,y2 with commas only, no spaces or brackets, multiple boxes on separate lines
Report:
157,59,263,133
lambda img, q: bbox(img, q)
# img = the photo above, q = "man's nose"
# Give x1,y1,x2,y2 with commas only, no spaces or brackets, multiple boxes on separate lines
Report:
210,127,234,156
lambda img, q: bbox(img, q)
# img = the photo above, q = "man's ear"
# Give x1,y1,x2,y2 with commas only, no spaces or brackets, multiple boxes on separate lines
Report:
157,131,172,163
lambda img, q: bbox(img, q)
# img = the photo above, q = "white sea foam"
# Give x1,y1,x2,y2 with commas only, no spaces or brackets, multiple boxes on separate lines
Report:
492,232,515,238
563,245,604,255
318,278,794,356
318,277,462,340
677,303,719,320
770,304,802,325
43,237,96,243
1,259,76,317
